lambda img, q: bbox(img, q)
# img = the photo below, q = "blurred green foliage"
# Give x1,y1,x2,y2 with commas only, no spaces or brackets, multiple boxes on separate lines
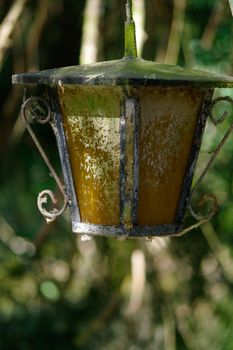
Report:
0,0,233,349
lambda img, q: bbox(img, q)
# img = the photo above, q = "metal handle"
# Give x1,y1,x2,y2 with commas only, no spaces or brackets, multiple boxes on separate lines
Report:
21,96,69,223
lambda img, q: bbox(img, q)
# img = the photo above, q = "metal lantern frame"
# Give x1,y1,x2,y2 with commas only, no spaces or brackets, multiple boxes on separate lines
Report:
13,1,233,238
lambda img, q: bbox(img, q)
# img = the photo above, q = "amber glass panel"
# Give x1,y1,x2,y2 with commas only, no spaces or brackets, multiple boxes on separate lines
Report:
138,87,204,225
59,85,122,225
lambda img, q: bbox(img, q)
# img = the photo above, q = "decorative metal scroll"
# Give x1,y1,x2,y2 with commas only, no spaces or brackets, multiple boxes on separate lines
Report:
179,96,233,236
21,97,68,223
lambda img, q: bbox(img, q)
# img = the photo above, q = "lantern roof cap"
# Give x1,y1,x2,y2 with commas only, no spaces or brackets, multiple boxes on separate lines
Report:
12,58,233,88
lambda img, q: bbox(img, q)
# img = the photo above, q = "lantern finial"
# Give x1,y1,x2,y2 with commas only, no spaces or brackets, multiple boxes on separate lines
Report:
124,0,138,59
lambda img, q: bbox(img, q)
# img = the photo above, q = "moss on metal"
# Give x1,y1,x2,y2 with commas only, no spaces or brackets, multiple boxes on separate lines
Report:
59,85,122,119
124,21,137,59
12,58,233,88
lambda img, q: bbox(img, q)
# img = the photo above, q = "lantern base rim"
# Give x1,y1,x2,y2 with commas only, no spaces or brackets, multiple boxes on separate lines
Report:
72,222,182,238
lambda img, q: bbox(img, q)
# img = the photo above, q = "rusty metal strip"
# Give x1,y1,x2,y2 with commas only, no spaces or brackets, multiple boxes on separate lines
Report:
119,98,126,227
123,97,136,228
132,96,139,226
73,222,181,237
175,89,214,224
49,87,81,227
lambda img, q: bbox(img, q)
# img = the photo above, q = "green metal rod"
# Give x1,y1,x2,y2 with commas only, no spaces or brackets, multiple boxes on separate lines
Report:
126,0,133,21
124,0,138,59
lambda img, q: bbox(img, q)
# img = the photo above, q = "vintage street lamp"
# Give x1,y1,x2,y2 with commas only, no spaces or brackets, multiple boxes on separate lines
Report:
12,1,233,238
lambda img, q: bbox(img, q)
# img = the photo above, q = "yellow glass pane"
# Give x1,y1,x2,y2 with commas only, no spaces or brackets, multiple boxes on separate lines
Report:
138,87,204,225
59,85,122,225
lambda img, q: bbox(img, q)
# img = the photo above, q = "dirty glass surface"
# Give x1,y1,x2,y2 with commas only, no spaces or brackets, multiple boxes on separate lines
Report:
137,87,205,225
59,85,122,225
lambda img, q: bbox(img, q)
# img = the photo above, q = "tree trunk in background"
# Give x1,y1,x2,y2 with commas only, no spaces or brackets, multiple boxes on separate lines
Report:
97,0,125,61
40,0,86,69
142,0,173,62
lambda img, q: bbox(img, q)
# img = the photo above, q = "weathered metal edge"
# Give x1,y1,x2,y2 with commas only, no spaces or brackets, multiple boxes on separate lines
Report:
12,75,233,88
175,89,214,223
132,95,139,226
119,96,126,226
123,96,136,227
49,87,81,226
72,222,182,237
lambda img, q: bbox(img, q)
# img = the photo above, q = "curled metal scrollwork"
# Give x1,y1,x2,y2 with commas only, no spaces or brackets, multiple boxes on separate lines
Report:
37,190,68,224
22,96,51,124
21,97,68,223
179,95,233,236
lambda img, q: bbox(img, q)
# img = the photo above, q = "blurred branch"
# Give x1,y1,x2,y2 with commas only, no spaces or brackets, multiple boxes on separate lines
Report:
174,308,200,350
201,222,233,283
75,292,120,347
80,0,101,64
146,244,200,350
33,221,54,254
161,306,176,350
156,277,200,350
0,86,22,159
182,22,195,67
0,0,27,67
228,0,233,15
201,1,225,50
142,0,172,62
164,0,186,65
8,110,26,149
126,249,146,316
26,0,50,70
2,0,51,156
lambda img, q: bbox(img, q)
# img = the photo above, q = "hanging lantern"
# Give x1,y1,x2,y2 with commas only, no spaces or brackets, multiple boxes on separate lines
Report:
12,1,233,238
